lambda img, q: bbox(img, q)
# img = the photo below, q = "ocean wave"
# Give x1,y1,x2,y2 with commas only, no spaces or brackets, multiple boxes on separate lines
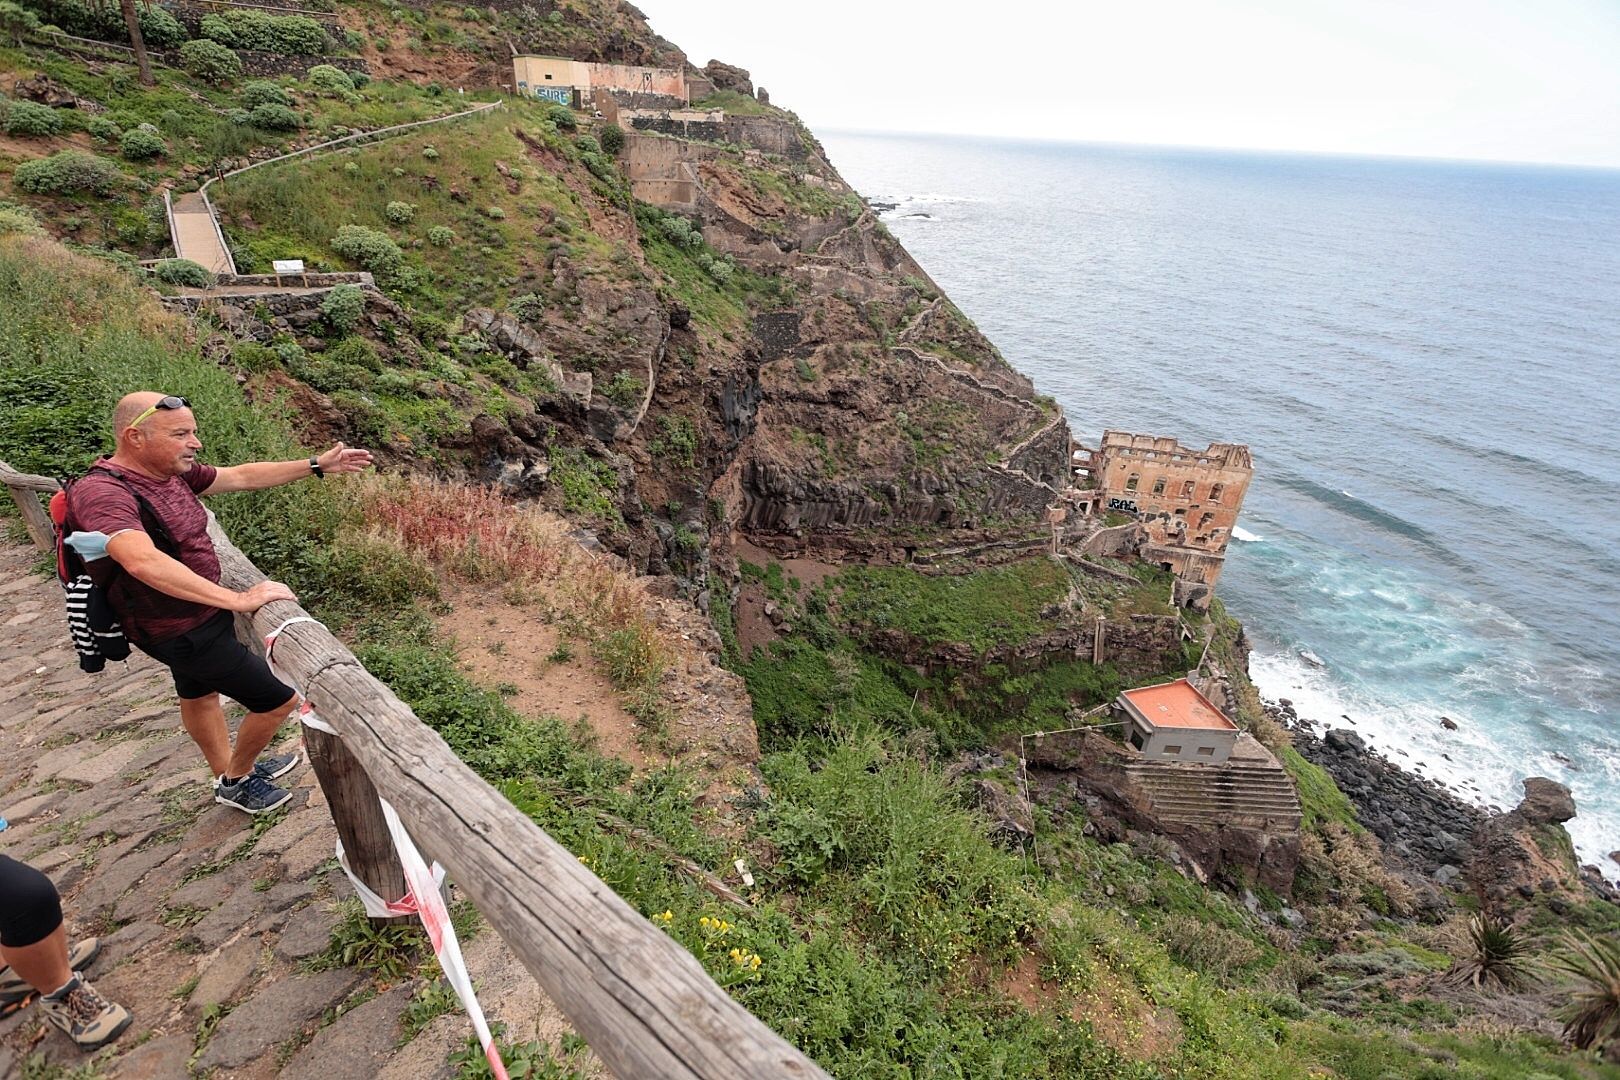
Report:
1232,527,1266,542
1274,472,1457,559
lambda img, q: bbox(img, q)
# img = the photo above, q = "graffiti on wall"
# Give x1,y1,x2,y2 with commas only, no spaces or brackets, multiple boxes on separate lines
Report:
1107,497,1139,515
531,85,573,105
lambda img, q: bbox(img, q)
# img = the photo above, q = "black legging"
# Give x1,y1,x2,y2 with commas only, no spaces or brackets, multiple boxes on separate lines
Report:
0,855,63,949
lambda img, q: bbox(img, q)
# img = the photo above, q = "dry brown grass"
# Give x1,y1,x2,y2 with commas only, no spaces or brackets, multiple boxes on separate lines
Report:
351,473,669,690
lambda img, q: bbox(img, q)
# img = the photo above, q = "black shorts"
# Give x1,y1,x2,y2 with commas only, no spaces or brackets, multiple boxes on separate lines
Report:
137,610,296,714
0,855,63,948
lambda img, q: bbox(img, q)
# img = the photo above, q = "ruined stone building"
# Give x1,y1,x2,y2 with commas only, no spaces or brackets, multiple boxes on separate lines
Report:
1073,431,1253,601
511,56,688,107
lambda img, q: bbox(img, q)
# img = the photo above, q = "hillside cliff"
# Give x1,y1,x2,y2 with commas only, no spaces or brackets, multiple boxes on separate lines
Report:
4,3,1619,1077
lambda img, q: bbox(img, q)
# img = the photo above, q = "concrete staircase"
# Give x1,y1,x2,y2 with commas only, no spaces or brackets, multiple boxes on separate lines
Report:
1125,760,1303,829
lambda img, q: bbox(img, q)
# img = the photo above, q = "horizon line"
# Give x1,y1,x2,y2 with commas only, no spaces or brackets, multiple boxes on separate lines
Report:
815,126,1620,174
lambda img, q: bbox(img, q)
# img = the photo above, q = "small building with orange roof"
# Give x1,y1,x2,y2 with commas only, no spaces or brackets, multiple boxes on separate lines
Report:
1118,678,1239,763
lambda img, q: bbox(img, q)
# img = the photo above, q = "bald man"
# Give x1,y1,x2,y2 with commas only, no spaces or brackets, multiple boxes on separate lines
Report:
67,392,372,814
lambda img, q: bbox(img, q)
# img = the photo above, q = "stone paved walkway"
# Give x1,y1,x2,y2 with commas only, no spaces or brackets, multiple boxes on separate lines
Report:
0,542,590,1078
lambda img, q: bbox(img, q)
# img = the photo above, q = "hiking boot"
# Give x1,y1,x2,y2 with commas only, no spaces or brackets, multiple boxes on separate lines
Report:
38,973,130,1050
0,937,100,1007
214,773,292,815
252,749,301,781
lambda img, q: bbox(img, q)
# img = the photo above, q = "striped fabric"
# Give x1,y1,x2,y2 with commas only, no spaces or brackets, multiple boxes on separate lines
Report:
62,574,112,674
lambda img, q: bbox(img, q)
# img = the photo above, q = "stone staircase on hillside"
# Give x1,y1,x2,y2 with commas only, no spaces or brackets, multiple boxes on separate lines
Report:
1125,760,1303,829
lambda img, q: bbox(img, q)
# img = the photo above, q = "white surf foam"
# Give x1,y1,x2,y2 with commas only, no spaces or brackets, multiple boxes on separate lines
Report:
1231,526,1266,542
1248,648,1619,878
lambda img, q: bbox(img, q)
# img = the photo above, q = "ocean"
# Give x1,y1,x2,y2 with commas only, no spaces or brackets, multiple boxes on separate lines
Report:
819,131,1620,871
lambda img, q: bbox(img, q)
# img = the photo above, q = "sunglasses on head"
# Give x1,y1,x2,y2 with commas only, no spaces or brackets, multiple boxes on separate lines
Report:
128,395,190,430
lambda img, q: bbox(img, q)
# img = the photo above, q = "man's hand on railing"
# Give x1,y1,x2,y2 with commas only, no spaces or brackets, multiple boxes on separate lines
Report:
231,581,298,612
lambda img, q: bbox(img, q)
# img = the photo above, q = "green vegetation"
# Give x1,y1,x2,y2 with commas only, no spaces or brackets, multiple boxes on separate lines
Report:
13,149,122,195
118,124,166,161
835,559,1070,654
3,97,59,135
152,257,211,288
178,39,242,85
1279,745,1362,830
199,10,333,55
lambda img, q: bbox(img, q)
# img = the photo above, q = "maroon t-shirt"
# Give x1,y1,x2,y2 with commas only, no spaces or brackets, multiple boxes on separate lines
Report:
70,458,221,645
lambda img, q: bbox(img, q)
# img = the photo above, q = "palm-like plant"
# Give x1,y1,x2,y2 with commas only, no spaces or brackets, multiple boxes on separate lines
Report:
1449,912,1534,991
1548,930,1620,1051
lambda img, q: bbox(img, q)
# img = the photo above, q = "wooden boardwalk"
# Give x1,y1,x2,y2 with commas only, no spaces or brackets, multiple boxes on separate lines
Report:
0,542,589,1078
169,192,234,275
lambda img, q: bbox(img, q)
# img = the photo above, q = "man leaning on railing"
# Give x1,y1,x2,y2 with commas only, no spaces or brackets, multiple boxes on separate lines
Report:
63,392,372,814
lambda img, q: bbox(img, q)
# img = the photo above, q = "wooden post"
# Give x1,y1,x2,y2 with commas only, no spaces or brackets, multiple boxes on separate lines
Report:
231,596,410,927
0,461,60,551
304,724,413,926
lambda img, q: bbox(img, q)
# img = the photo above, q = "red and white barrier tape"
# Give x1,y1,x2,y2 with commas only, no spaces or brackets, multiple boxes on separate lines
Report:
266,618,509,1079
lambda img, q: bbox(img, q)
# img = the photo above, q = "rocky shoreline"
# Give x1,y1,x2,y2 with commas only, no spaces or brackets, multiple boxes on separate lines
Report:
1271,698,1620,909
1273,699,1485,884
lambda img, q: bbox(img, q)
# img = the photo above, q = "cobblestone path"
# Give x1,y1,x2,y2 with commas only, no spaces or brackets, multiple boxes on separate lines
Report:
0,542,588,1078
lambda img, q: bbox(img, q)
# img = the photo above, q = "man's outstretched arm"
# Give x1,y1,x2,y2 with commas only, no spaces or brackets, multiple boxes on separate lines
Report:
105,531,296,612
202,442,373,495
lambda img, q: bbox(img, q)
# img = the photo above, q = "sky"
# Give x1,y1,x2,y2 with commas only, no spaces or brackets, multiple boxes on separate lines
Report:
636,0,1620,168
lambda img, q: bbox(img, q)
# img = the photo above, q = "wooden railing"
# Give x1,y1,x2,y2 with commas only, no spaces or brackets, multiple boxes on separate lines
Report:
0,460,827,1079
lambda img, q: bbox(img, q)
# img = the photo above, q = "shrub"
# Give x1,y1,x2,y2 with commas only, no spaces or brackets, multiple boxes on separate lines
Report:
119,126,166,160
330,223,404,279
384,200,415,225
307,64,356,98
0,206,45,237
228,108,252,125
1446,913,1533,992
29,0,185,46
1549,930,1620,1050
574,134,599,155
321,283,365,334
602,370,643,409
599,123,624,154
349,70,370,90
152,258,214,288
421,145,439,160
158,109,187,134
200,10,329,54
241,80,292,108
85,115,121,142
0,2,43,42
546,104,576,131
426,225,454,247
13,151,121,196
343,160,359,175
508,293,543,322
3,100,61,137
179,39,243,85
484,206,505,220
248,103,301,131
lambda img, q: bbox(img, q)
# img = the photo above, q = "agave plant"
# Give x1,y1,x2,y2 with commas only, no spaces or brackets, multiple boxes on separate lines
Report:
1548,930,1620,1051
1449,912,1534,991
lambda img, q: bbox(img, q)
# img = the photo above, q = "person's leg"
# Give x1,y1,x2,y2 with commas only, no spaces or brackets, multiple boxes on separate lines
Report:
178,692,231,778
224,693,298,781
0,924,71,997
0,856,70,996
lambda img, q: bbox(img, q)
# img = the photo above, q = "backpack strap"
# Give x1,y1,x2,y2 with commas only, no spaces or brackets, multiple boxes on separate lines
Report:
67,465,181,557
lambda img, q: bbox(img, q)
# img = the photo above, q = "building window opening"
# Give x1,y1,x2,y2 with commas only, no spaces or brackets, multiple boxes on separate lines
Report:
1198,512,1214,530
1197,745,1215,757
1151,477,1166,496
545,73,553,80
1210,483,1225,503
1182,480,1194,497
1164,744,1182,756
1130,729,1145,750
1125,474,1139,492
